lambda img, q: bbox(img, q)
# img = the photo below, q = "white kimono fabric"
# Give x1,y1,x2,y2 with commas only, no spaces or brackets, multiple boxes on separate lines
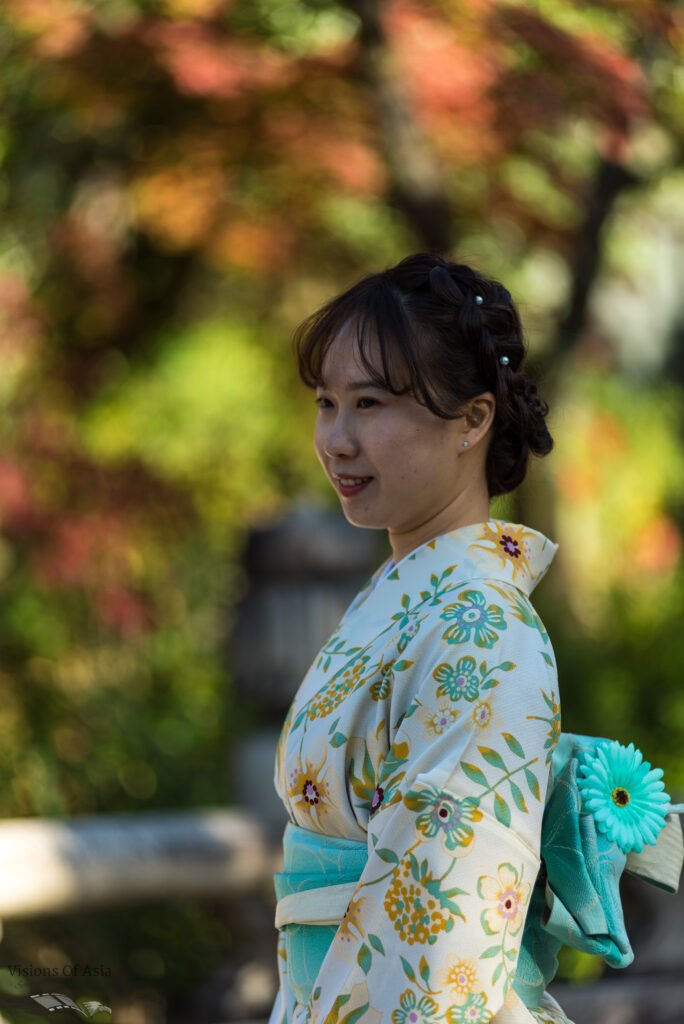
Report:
269,519,572,1024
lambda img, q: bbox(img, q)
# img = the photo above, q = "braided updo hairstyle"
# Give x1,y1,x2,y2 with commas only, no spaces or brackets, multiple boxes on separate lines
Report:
295,253,553,498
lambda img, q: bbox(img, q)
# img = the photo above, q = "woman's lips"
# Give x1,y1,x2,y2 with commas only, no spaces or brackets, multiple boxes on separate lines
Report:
333,475,373,497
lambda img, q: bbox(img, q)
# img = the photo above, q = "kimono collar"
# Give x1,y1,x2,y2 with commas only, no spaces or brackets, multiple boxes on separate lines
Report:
379,519,558,597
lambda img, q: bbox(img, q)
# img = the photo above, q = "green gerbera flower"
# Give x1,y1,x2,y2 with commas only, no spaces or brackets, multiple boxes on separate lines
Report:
577,740,671,854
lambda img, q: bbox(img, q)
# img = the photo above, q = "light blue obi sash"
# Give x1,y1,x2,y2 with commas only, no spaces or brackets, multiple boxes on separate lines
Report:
273,824,369,1006
274,733,684,1009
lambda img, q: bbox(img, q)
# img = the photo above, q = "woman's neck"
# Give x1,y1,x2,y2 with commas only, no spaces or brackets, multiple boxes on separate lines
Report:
387,490,491,564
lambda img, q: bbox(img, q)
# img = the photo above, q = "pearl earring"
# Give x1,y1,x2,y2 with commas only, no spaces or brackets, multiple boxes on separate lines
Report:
462,439,470,448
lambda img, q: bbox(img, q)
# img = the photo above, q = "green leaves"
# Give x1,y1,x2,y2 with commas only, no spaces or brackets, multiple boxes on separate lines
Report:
509,780,528,813
400,955,416,982
479,658,514,690
543,689,558,712
340,1002,370,1024
480,908,499,936
478,745,506,770
357,943,371,975
461,762,488,786
460,732,538,819
525,767,541,801
494,792,511,826
502,732,525,758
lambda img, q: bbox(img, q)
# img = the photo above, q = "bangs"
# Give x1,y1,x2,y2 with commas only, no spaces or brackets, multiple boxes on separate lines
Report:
294,273,443,412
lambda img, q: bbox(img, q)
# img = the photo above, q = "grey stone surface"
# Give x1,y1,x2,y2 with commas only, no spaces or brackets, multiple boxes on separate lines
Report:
550,975,684,1024
231,502,385,711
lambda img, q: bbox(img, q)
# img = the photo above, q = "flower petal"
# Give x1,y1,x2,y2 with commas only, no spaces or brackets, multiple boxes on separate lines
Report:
477,875,501,901
497,863,519,890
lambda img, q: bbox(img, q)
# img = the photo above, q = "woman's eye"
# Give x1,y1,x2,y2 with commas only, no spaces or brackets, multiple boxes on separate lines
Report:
314,396,380,409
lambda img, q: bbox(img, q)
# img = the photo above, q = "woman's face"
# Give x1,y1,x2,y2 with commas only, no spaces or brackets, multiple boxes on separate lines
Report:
313,322,494,548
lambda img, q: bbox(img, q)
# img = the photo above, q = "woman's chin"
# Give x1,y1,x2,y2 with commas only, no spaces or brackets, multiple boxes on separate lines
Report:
339,506,386,531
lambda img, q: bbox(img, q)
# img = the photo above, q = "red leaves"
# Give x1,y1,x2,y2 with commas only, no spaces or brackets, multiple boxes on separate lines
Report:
497,6,649,127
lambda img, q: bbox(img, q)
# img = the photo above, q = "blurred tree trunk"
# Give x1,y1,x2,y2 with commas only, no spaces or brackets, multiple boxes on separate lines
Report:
343,0,454,252
521,141,640,605
554,153,639,362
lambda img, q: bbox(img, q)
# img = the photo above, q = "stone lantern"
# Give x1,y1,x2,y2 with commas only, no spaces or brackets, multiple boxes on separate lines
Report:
230,499,386,831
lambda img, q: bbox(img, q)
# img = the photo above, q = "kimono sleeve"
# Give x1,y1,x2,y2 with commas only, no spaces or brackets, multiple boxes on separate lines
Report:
303,580,561,1024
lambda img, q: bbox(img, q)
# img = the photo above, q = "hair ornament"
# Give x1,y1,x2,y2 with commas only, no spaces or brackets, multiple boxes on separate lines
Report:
499,355,510,366
474,294,484,305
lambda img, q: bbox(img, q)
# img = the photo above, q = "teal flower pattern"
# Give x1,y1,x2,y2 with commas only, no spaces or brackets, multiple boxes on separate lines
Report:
446,992,490,1023
577,740,671,853
433,656,481,702
440,590,507,649
392,989,439,1024
404,783,483,851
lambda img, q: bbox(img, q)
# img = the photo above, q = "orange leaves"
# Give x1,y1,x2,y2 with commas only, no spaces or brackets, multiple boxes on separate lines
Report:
384,0,502,164
387,0,499,118
4,0,92,59
131,158,227,252
0,459,36,534
159,0,230,18
264,109,387,196
557,409,628,506
304,137,387,196
207,217,295,272
0,272,43,355
633,515,681,576
146,21,297,100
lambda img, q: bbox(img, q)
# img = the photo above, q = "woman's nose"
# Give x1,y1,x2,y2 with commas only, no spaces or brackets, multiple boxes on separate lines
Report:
324,413,359,458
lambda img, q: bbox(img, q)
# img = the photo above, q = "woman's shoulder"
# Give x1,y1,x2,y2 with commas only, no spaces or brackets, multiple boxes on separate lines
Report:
416,575,553,643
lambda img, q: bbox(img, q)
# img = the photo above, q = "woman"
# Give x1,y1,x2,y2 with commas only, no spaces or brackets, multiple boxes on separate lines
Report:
268,254,680,1024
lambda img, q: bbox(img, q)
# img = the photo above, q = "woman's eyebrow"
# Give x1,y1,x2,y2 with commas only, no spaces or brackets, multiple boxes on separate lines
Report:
317,379,387,391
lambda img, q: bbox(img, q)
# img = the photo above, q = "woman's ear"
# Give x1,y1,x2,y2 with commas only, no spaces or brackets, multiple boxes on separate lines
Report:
464,392,496,438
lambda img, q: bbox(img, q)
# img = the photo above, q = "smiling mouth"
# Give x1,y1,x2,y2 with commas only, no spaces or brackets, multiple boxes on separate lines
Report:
333,474,374,495
335,475,372,486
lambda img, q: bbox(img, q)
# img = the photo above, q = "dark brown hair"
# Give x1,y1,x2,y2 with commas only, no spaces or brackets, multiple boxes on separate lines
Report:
294,252,553,498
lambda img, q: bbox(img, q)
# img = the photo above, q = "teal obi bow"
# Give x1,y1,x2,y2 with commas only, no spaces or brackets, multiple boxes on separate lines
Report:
514,733,683,1006
274,733,683,1009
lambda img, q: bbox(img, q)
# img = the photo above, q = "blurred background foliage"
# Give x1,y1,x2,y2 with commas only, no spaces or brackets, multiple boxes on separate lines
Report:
0,0,683,1017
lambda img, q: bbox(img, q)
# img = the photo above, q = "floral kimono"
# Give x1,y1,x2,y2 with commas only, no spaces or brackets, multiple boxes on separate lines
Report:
268,519,572,1024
